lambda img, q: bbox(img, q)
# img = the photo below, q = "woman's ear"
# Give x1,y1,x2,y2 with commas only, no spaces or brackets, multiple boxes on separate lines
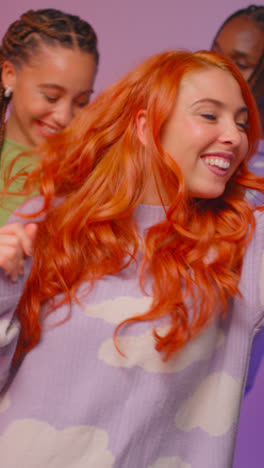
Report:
1,60,17,90
136,109,148,146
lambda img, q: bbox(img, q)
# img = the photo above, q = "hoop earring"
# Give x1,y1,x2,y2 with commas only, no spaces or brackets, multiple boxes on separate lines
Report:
4,86,12,98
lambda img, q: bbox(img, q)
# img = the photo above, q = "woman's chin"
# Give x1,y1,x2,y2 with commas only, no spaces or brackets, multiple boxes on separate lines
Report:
190,186,226,200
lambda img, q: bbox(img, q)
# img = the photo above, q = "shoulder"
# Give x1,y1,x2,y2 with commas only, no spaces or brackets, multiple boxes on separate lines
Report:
6,196,46,226
257,139,264,154
1,138,30,161
253,210,264,239
248,140,264,174
239,210,264,283
235,211,264,327
6,195,63,226
243,211,264,259
1,138,36,177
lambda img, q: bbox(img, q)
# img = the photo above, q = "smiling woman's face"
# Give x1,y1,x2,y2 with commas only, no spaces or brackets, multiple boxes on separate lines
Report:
159,66,249,200
3,44,97,147
212,16,264,82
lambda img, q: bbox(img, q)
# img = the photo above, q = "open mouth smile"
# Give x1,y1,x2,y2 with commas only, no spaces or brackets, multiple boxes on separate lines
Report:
35,120,61,137
201,152,234,176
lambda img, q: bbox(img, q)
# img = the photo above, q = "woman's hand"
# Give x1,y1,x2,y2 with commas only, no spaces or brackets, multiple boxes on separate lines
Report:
0,223,38,281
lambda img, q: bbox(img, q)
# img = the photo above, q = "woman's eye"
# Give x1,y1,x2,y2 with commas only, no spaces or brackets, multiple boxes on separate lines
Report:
75,91,94,108
201,113,217,121
237,122,250,130
76,100,89,108
42,93,59,103
235,62,251,71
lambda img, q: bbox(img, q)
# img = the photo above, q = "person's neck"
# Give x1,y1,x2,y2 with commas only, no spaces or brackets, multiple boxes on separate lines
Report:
141,173,169,205
141,191,165,205
5,116,33,147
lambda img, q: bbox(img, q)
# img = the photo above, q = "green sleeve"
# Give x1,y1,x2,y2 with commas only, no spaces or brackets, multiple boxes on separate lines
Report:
0,139,35,226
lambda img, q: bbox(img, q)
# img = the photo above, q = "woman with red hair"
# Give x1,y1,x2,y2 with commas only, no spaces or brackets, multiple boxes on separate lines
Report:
0,50,263,467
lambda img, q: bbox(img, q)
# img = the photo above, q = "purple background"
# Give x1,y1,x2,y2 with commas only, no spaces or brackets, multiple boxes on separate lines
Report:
1,1,264,466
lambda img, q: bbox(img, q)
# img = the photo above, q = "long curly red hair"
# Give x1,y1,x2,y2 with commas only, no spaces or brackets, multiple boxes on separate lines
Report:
12,50,263,360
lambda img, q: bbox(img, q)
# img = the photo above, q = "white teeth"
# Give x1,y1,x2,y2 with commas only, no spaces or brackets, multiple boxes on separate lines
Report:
203,157,230,169
43,126,58,134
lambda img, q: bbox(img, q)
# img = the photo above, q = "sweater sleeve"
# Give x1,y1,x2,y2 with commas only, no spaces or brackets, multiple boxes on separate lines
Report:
0,256,32,391
255,210,264,324
0,200,38,391
244,210,264,393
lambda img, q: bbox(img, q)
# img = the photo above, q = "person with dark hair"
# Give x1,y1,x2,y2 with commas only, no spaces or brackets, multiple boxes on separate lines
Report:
211,5,264,205
0,8,99,226
0,49,263,467
212,5,264,395
212,5,264,129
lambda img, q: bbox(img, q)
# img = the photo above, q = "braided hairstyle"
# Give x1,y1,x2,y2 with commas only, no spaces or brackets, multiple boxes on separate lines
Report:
213,5,264,41
0,8,99,154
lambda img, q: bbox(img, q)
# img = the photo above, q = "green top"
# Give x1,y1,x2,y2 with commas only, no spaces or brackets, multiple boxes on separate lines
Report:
0,138,35,226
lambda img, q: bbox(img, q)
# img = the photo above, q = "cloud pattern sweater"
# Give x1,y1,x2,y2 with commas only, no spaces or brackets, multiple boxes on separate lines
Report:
0,203,264,468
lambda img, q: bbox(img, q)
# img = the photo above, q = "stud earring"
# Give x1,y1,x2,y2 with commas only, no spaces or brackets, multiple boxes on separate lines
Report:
4,86,12,98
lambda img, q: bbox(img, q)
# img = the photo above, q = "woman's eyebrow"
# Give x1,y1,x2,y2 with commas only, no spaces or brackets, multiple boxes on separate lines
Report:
192,98,222,106
191,98,249,114
213,41,251,59
38,84,94,94
38,84,65,90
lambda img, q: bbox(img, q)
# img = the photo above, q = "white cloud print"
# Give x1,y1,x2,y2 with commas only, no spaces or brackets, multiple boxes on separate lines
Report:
0,419,115,468
147,456,191,468
85,296,153,324
175,372,242,436
0,318,20,347
98,323,224,374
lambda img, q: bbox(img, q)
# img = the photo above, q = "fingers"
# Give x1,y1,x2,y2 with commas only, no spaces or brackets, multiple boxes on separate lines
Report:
0,243,24,281
0,222,38,281
19,224,37,257
25,223,38,255
0,222,37,257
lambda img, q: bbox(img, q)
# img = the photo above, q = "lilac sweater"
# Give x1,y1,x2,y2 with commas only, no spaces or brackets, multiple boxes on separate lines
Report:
0,202,264,468
244,140,264,392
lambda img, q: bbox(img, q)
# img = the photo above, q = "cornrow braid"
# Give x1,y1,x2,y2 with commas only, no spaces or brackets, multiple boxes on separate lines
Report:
0,8,99,155
213,5,264,43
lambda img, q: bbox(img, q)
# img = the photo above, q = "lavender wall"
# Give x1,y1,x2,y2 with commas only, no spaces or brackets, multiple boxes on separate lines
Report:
1,1,264,466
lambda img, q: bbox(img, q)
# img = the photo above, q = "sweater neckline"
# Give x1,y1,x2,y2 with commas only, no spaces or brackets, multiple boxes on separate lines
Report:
133,203,167,229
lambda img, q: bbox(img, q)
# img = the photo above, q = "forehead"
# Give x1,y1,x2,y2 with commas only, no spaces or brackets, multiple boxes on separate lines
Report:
178,67,246,108
25,42,94,64
216,16,264,60
19,44,96,87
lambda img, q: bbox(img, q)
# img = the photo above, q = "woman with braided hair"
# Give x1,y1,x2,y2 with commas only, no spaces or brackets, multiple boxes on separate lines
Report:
0,8,99,279
0,49,263,467
0,8,98,152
